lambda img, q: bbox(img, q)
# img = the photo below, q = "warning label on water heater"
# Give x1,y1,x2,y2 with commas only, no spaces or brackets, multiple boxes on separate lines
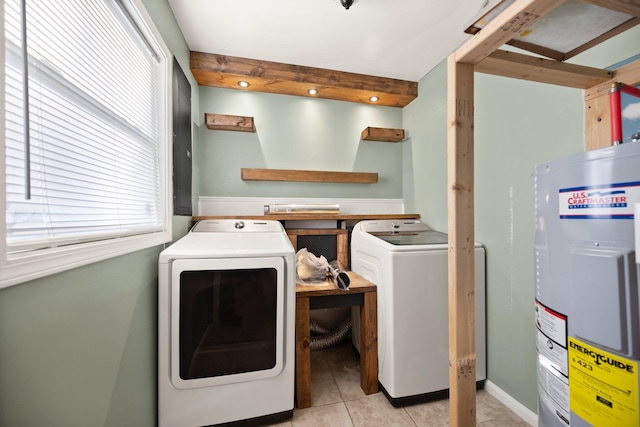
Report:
569,337,639,427
559,181,640,219
536,300,570,425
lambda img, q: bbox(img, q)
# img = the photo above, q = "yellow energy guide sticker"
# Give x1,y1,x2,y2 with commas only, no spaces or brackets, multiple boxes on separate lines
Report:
569,337,639,427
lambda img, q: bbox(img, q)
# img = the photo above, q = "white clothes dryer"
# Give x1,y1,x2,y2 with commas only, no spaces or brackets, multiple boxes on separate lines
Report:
158,220,295,427
351,219,486,406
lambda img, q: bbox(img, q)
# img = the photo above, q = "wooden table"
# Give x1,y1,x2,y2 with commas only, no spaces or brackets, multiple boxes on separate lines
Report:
295,271,378,409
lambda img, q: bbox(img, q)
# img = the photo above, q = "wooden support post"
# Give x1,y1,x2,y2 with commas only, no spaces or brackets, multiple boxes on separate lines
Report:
585,94,613,151
359,291,378,394
447,54,477,427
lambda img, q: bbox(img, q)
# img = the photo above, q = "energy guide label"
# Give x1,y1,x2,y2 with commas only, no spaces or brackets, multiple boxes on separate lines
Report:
569,337,639,427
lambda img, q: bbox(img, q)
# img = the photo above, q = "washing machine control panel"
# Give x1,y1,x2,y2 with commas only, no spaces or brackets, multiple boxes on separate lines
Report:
192,219,284,233
359,219,428,234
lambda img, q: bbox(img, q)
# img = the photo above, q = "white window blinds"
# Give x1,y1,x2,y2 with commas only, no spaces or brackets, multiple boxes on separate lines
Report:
4,0,166,253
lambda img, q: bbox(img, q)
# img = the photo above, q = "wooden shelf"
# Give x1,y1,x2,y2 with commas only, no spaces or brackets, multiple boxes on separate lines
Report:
361,127,405,142
205,113,256,132
295,272,378,408
241,168,378,184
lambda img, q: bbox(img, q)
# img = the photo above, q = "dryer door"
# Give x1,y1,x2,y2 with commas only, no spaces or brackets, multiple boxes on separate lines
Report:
170,257,285,389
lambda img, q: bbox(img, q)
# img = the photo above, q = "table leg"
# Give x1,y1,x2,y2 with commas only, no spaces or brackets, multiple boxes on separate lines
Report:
295,297,312,408
360,291,379,394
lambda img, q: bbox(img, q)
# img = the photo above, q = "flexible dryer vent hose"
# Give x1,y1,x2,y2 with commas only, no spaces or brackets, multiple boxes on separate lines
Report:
310,318,352,351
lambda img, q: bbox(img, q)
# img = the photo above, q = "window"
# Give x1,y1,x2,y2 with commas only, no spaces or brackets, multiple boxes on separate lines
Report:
1,0,172,288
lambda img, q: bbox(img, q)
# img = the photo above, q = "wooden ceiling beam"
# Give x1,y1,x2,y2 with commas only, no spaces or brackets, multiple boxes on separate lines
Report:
475,49,613,88
454,0,565,65
585,57,640,101
190,51,418,108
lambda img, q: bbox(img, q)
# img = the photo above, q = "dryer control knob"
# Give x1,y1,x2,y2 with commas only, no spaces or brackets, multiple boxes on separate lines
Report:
235,221,245,229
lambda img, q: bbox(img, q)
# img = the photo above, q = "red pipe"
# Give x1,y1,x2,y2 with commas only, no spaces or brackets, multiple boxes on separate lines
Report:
610,83,623,145
620,83,640,98
610,82,640,145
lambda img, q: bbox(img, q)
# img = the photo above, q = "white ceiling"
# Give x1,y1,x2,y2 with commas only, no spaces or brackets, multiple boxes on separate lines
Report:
168,0,482,82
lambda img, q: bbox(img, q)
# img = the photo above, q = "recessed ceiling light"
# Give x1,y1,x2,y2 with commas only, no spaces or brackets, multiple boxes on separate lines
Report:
307,88,318,95
238,81,250,88
369,96,379,102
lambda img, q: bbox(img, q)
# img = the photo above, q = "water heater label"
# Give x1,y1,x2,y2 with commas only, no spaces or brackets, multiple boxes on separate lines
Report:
536,300,567,348
569,337,639,427
558,181,640,219
536,300,569,425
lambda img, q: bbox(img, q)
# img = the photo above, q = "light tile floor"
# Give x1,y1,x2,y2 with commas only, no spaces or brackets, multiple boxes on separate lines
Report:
267,341,532,427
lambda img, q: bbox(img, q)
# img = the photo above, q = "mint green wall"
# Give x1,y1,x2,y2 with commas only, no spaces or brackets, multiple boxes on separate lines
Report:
402,61,448,231
0,1,198,426
198,88,403,198
474,76,583,411
403,27,640,412
0,247,162,427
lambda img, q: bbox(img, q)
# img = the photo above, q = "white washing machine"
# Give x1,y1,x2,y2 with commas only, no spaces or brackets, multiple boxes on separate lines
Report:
158,220,295,427
351,219,486,406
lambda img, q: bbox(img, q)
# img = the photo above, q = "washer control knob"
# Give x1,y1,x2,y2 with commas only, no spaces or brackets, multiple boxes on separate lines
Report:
235,221,245,229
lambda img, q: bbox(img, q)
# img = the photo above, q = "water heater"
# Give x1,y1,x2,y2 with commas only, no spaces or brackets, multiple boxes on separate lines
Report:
534,142,640,427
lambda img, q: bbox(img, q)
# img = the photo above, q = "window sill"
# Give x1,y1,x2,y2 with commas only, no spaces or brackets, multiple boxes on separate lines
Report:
0,230,171,289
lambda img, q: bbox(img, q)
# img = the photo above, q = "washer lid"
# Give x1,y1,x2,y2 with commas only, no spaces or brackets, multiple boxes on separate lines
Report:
371,230,448,246
359,220,448,246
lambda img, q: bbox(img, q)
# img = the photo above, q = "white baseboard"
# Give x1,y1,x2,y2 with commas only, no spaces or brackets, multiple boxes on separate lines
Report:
198,196,405,216
484,380,538,426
